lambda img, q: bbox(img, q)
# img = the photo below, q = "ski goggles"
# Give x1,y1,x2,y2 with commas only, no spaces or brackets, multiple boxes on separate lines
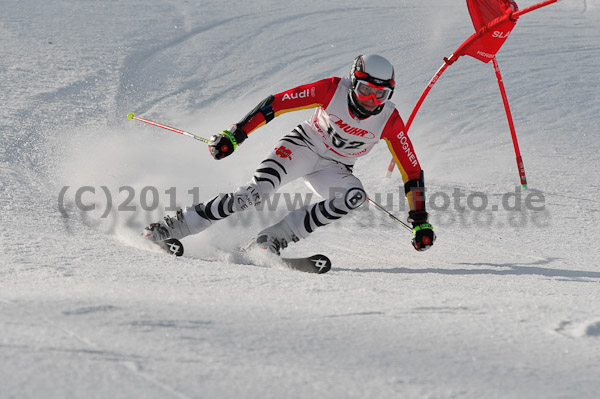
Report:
353,80,393,105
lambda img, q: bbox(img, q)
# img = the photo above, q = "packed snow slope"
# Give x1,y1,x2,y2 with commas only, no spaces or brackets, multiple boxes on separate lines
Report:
2,0,599,398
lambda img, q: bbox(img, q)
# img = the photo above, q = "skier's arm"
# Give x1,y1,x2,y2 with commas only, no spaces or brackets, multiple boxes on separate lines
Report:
209,78,339,160
381,110,435,251
236,77,340,135
381,110,425,212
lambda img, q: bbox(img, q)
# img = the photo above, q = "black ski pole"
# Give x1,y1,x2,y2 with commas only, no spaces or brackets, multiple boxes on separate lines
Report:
366,197,413,233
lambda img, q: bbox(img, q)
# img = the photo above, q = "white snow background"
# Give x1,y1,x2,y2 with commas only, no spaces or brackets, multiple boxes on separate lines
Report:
1,0,600,398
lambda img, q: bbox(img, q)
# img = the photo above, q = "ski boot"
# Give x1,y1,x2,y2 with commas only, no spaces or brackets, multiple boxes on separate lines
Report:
255,218,299,255
143,209,192,242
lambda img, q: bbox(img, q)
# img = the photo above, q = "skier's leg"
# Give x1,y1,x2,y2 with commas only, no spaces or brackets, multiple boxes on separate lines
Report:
287,165,366,238
144,131,319,241
255,162,366,253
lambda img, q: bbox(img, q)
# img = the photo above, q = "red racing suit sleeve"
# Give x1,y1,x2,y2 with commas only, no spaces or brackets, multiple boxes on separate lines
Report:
381,109,426,212
236,77,340,135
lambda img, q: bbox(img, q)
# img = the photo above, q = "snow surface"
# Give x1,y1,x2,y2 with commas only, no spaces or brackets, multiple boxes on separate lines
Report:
2,0,600,398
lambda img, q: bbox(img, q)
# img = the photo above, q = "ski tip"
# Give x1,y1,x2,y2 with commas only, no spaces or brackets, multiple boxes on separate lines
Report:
155,238,184,257
127,112,135,120
309,254,331,274
280,254,331,274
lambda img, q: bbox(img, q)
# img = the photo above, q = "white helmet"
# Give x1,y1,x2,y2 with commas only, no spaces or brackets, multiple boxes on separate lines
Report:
348,54,395,117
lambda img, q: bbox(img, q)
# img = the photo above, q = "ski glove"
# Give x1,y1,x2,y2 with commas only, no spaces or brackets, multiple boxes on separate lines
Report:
408,210,436,252
209,124,247,160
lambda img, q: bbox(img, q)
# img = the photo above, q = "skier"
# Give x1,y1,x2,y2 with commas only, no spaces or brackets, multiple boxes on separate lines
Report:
143,54,436,254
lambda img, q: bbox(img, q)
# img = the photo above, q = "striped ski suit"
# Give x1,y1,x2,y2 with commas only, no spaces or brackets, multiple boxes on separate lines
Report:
183,76,425,240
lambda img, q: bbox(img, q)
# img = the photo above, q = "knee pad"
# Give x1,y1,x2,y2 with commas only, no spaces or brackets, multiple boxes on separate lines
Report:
344,187,366,210
329,186,366,210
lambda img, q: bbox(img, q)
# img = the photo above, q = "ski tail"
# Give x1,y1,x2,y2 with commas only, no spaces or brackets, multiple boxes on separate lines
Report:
281,254,331,274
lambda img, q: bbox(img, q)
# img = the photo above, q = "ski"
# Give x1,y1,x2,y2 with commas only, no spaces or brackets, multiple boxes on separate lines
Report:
154,238,184,257
279,254,331,274
153,239,331,274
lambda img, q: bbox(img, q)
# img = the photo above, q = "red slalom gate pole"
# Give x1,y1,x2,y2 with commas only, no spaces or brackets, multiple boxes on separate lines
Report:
386,0,558,178
513,0,558,18
406,62,452,132
492,57,527,187
127,112,210,143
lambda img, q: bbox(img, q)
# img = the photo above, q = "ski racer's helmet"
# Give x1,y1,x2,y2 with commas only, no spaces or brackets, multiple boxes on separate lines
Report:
348,54,395,118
